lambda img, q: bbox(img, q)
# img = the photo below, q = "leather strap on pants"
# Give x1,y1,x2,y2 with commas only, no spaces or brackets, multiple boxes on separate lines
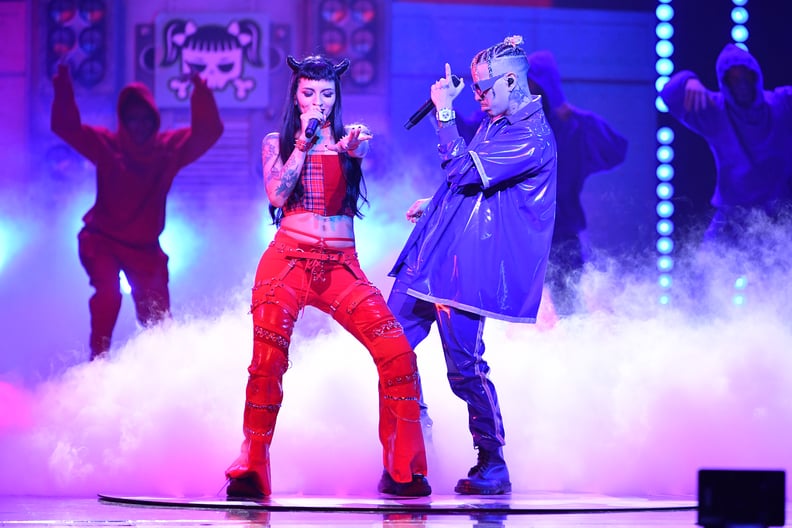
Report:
226,231,427,492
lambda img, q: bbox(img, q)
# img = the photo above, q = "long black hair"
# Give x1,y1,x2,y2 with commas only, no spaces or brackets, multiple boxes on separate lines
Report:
269,55,368,225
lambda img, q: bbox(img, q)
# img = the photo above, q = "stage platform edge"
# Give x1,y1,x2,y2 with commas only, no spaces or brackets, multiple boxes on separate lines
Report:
98,492,698,515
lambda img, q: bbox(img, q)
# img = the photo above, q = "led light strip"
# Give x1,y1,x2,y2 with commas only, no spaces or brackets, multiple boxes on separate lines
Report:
655,0,675,305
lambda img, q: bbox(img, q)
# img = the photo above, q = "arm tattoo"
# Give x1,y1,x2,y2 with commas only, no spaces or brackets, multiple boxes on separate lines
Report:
263,136,305,202
274,154,303,198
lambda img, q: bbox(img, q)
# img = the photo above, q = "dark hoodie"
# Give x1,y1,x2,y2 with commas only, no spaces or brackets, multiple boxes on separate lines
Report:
51,75,223,247
527,50,628,239
660,43,792,211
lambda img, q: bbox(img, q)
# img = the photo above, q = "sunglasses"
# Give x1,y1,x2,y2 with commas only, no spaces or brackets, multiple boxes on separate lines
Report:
470,73,507,98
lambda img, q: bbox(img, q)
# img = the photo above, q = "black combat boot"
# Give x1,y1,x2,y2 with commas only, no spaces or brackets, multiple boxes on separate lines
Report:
454,445,511,495
377,470,432,497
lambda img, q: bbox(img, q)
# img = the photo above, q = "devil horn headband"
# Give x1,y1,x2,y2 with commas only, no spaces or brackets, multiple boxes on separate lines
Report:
287,55,301,71
287,55,350,76
334,58,350,75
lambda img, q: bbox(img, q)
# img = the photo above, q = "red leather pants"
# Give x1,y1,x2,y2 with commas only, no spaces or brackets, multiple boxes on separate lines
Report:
225,231,427,495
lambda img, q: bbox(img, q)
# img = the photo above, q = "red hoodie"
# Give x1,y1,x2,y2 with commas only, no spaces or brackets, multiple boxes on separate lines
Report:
51,70,224,247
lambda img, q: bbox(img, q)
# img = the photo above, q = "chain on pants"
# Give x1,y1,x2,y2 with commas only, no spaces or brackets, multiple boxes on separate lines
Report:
226,232,427,494
331,282,427,481
224,280,297,496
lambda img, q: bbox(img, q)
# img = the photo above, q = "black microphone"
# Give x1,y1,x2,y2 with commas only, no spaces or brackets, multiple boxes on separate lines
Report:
404,75,462,130
305,118,320,139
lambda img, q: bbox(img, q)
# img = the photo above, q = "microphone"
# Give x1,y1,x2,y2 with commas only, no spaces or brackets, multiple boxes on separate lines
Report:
305,118,320,139
404,75,461,130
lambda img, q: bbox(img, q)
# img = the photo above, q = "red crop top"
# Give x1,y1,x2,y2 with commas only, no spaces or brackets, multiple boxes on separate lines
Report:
282,154,352,217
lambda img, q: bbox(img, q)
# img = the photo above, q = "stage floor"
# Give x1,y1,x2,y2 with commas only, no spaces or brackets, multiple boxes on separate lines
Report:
0,492,710,527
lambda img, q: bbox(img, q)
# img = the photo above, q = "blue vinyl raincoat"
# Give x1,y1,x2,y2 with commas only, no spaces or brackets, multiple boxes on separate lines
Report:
389,96,557,323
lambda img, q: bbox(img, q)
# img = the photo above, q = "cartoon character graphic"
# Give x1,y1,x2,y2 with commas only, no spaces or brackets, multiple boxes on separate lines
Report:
161,19,263,100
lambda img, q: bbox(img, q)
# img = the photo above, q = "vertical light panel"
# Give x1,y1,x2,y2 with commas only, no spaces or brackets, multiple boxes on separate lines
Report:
731,0,750,305
655,0,675,305
731,0,749,50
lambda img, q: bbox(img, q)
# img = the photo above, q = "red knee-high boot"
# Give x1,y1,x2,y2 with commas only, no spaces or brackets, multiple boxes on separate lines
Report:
333,287,430,496
375,350,431,496
226,305,293,498
224,368,284,498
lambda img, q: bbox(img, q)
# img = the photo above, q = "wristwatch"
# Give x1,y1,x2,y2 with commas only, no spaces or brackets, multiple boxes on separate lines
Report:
436,108,456,123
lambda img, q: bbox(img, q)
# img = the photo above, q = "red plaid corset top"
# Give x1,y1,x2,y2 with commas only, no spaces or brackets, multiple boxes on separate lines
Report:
282,154,353,218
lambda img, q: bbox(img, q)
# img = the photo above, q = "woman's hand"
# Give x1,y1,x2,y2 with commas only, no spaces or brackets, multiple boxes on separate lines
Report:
299,106,326,139
406,198,431,223
328,126,373,154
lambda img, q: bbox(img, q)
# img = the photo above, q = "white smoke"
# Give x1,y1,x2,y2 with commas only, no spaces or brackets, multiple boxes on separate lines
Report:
1,205,791,499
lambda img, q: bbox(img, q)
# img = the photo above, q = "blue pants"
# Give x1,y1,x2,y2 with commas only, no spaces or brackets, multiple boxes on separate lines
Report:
387,286,506,450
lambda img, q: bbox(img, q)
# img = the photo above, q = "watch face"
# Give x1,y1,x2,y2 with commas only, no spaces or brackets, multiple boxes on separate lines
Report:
438,109,454,122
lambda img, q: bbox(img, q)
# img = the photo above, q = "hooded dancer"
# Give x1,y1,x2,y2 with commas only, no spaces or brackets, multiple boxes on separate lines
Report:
50,64,223,360
387,36,557,495
223,55,431,499
527,50,628,316
660,43,792,247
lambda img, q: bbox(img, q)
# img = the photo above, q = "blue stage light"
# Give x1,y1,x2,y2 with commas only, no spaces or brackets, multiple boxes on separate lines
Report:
656,237,674,254
260,218,277,246
0,222,15,274
657,200,674,218
731,7,748,24
657,0,675,304
66,192,95,238
656,126,675,144
656,4,674,22
159,215,202,277
657,255,674,272
657,219,674,236
731,25,749,43
0,219,31,276
655,58,674,76
656,22,673,39
656,164,674,182
657,145,674,163
657,182,674,200
656,40,674,58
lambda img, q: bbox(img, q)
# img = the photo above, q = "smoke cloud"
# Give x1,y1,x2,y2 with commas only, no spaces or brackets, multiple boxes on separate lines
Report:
2,188,791,499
